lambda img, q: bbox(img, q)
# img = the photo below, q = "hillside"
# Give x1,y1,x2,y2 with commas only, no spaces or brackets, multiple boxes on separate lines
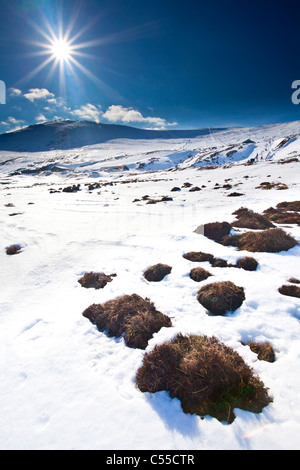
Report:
0,120,225,152
0,119,299,176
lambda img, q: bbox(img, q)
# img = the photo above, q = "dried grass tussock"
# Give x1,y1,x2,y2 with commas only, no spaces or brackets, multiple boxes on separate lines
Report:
143,263,172,282
136,333,272,423
197,281,245,315
78,272,116,289
223,228,298,253
82,294,172,349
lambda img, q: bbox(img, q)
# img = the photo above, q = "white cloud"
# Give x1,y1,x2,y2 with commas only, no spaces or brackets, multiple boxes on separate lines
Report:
47,97,66,107
8,116,24,124
0,116,27,133
35,114,47,123
24,88,55,102
1,116,25,126
70,103,102,122
9,88,22,96
101,105,177,129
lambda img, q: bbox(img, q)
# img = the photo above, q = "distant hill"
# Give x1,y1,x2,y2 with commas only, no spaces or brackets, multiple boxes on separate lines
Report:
0,120,226,152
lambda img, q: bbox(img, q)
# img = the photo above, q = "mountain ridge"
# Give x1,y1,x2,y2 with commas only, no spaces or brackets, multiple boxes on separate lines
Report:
0,119,228,152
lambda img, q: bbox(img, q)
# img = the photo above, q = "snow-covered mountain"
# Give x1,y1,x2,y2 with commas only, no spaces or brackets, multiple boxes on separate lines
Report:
0,120,225,151
0,119,299,176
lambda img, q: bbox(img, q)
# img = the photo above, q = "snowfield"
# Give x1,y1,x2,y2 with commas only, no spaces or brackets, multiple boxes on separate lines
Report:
0,120,300,450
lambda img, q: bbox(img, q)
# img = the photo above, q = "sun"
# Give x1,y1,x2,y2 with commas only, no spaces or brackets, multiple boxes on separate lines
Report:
24,13,102,91
22,8,131,99
51,39,72,61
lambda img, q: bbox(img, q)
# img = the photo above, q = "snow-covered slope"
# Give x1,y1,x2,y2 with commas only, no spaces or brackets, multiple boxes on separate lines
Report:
1,119,300,450
0,119,299,176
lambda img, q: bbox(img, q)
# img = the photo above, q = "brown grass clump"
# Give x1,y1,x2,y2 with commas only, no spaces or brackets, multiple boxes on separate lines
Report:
276,201,300,212
227,192,244,197
62,184,81,193
183,251,231,268
183,251,214,263
197,281,245,315
210,258,230,267
225,228,298,253
264,200,300,225
263,204,300,225
264,208,300,225
256,181,288,190
6,244,22,255
78,272,116,289
278,284,300,299
204,221,232,242
236,257,258,271
248,341,276,363
146,196,173,204
136,333,272,423
144,264,172,282
287,277,300,284
189,267,212,282
82,294,172,349
232,208,274,230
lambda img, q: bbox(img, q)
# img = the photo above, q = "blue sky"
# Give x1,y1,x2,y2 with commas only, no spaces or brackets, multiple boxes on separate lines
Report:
0,0,299,134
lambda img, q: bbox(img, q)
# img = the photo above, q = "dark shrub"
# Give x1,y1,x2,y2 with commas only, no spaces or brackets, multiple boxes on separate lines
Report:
204,221,232,242
82,294,172,349
189,267,212,282
232,208,274,230
78,272,116,289
144,264,172,282
248,341,276,363
197,281,245,315
6,244,22,255
278,284,300,299
226,228,298,253
236,257,258,271
136,333,272,423
183,251,214,263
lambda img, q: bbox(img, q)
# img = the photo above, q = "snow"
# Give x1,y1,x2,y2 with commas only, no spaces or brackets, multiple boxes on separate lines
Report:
0,120,300,450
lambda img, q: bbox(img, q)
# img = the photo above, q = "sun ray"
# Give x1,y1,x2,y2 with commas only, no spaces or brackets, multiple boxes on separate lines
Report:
20,5,152,104
67,55,124,101
16,55,55,87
